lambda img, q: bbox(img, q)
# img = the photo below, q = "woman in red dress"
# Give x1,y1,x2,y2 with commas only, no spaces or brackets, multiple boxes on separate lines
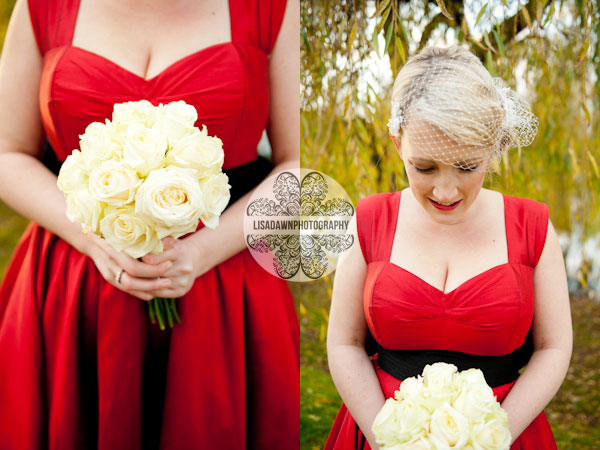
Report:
0,0,299,448
325,46,572,449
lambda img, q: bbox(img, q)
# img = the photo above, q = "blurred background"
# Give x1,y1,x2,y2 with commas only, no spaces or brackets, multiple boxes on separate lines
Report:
299,0,599,448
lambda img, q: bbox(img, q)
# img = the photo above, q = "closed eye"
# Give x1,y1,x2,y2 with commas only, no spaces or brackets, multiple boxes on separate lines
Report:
414,166,433,173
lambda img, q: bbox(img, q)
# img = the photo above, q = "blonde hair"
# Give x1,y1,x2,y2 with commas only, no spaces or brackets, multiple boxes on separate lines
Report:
390,46,515,159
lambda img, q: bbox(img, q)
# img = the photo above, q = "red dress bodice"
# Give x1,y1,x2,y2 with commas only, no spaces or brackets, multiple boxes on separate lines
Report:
30,0,284,169
359,191,547,355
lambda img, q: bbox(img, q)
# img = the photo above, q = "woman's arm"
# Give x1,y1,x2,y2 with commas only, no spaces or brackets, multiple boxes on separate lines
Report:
0,0,170,300
326,216,386,450
144,0,300,296
500,219,573,442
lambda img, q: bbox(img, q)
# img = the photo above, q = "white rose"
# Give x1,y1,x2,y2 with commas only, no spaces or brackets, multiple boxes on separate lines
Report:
89,160,141,205
372,398,430,446
79,120,122,169
372,399,404,446
153,101,197,140
166,125,224,176
135,166,203,238
112,99,157,128
423,363,458,389
487,403,509,425
99,205,162,258
65,189,104,234
422,363,458,409
457,369,488,387
396,376,425,402
429,403,470,449
452,383,497,422
386,434,433,450
57,150,88,194
198,173,230,229
121,124,167,177
470,419,511,450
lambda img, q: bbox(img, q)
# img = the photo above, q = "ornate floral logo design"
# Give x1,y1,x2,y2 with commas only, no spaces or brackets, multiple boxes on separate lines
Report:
244,169,354,282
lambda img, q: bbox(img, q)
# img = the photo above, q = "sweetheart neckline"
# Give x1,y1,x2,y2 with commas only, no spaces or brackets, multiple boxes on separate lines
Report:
383,261,512,295
68,43,235,83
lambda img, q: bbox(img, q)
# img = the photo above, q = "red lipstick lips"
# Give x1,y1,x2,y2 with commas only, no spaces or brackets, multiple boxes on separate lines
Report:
429,198,462,211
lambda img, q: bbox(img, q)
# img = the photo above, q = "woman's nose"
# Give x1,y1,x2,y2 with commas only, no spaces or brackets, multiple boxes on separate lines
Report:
432,176,458,202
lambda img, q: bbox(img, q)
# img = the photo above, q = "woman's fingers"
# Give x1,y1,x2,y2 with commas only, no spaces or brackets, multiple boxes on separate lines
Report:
128,290,155,302
116,255,172,278
118,271,171,293
141,240,178,265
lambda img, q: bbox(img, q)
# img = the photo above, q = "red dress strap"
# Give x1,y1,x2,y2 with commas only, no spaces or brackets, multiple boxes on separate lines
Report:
230,0,287,54
504,195,550,267
28,0,79,56
355,191,401,264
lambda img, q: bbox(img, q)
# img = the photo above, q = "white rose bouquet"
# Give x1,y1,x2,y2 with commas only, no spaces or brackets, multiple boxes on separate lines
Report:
58,100,231,329
372,362,511,450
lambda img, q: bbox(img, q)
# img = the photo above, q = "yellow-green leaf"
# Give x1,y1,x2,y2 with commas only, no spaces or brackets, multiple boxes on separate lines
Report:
485,49,495,74
399,20,410,46
370,0,391,19
577,40,590,65
577,270,587,288
587,150,599,178
348,20,357,50
470,36,488,52
384,21,394,55
475,3,488,27
375,3,392,35
493,29,505,57
435,0,455,21
395,36,406,63
299,302,307,317
543,1,556,28
582,101,591,125
483,31,496,53
521,6,533,29
371,27,379,54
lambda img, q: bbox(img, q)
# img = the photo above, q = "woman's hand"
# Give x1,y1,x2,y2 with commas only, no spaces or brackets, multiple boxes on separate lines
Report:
85,232,172,301
140,236,199,299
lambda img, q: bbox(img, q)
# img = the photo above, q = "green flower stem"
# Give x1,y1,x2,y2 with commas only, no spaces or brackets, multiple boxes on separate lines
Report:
170,298,181,324
147,298,180,329
153,298,165,330
164,298,174,328
148,300,156,324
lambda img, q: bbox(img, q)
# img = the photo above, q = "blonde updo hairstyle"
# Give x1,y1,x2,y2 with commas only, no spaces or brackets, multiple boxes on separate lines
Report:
390,46,516,167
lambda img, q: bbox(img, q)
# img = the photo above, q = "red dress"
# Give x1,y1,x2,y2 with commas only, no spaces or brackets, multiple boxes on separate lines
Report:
0,0,299,449
324,191,557,450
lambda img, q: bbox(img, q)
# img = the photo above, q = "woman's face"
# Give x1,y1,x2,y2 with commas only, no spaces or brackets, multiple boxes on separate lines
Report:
395,129,490,225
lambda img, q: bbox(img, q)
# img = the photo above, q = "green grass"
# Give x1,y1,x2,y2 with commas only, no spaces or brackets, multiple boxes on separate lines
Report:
0,200,29,278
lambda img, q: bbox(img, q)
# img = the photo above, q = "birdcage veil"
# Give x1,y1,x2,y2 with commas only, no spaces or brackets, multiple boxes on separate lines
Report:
387,46,539,171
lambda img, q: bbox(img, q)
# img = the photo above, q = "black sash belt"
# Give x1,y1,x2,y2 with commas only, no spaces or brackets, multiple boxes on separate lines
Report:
41,139,274,210
377,330,533,388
